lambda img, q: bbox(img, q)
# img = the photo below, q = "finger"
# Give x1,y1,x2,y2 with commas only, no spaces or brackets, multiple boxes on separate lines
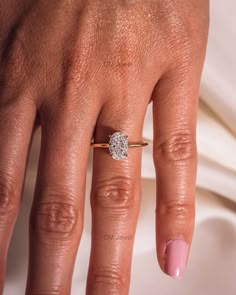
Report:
0,100,36,292
152,61,204,279
26,99,100,295
86,99,147,295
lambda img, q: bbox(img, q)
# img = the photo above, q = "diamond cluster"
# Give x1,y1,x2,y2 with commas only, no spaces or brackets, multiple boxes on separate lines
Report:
109,132,128,160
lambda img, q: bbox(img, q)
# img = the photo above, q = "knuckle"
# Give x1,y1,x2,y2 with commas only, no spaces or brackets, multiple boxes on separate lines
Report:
31,191,81,241
183,13,209,47
89,264,127,291
92,176,139,210
155,131,196,162
33,202,77,234
0,35,29,108
1,34,26,79
166,9,209,65
174,21,205,49
159,199,194,222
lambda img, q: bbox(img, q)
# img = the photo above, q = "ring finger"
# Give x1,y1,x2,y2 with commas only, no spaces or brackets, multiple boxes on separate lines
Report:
86,93,149,295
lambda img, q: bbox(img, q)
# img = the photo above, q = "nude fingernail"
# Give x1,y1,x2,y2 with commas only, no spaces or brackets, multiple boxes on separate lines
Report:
165,239,188,279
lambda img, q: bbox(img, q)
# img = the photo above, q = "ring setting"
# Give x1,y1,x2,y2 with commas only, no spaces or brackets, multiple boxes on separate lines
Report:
91,131,148,160
109,132,129,160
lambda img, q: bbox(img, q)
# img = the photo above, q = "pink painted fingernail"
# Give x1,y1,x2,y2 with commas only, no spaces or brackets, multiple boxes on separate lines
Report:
165,239,189,279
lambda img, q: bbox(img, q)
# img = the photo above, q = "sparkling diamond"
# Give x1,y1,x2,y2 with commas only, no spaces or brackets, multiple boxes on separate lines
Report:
109,132,128,160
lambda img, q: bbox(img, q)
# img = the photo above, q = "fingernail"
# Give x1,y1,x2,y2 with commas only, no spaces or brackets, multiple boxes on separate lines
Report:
165,239,189,279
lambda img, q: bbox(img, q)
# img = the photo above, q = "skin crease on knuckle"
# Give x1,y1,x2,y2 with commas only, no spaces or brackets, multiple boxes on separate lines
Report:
155,194,195,247
154,131,197,163
30,189,82,245
32,202,77,234
88,263,128,293
91,175,139,212
158,198,195,226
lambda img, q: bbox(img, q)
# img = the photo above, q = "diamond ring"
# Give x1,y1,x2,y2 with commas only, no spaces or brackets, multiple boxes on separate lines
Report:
91,131,148,160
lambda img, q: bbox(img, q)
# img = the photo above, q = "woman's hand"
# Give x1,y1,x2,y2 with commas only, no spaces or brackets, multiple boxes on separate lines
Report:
0,0,209,294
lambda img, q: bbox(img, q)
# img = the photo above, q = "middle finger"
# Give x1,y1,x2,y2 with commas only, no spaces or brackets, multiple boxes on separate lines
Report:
26,95,100,294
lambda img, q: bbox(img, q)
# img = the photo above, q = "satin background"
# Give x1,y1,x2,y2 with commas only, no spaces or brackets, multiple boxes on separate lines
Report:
4,1,236,294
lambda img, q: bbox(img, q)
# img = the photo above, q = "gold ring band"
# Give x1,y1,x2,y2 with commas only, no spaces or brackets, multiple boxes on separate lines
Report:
91,131,148,160
91,141,148,148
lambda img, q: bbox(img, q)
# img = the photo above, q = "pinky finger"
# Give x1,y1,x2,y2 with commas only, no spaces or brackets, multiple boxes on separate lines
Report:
152,62,203,279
